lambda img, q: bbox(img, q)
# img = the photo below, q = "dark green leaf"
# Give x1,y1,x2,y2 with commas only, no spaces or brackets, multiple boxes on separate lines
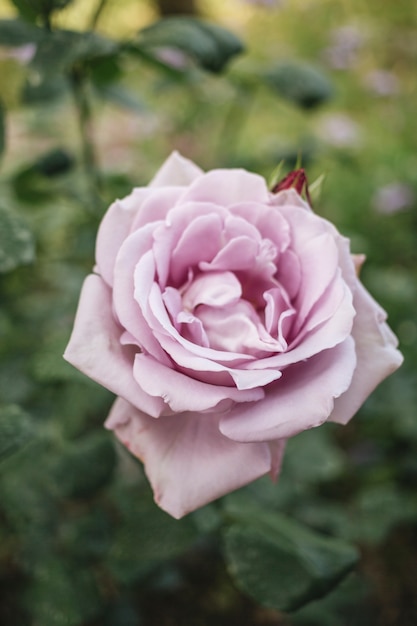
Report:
9,1,38,24
0,206,35,272
89,53,123,87
135,16,244,73
11,0,74,23
107,481,199,583
30,29,117,78
0,405,35,462
347,484,417,545
21,29,118,103
22,73,67,104
264,61,333,109
0,18,43,45
28,557,100,626
11,148,75,202
34,148,75,177
94,83,147,112
54,432,116,498
223,493,358,612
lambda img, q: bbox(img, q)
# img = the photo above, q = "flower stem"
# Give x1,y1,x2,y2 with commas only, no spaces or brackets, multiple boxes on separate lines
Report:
70,67,103,214
90,0,109,30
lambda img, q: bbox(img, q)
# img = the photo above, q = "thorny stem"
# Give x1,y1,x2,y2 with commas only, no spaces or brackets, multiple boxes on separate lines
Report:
70,67,103,214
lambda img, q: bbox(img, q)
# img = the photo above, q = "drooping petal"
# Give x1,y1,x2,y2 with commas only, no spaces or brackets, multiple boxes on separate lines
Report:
105,397,274,519
330,282,403,424
268,439,287,480
219,337,356,442
63,275,165,417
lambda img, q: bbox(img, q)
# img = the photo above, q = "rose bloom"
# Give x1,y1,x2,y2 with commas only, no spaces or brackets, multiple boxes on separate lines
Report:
64,152,403,518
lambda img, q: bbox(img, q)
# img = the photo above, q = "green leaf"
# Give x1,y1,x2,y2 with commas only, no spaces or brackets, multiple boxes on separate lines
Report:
347,484,417,545
0,206,35,272
30,29,117,78
107,481,199,584
0,18,43,45
28,557,100,626
223,493,359,612
54,432,117,498
7,2,37,25
11,148,75,202
94,83,147,112
22,29,118,102
0,405,35,462
134,16,244,73
264,61,333,109
11,0,74,23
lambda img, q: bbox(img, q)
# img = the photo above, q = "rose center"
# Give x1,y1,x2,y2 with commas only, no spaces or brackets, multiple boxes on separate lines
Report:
163,270,295,357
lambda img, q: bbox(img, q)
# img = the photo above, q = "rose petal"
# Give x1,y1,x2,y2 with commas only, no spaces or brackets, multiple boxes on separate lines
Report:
230,202,291,253
179,168,271,206
130,186,185,231
200,236,259,272
63,275,165,417
170,212,224,285
114,231,172,366
182,271,242,310
152,203,227,288
106,397,274,519
330,282,403,424
96,190,149,286
133,353,265,412
149,150,203,188
219,337,356,442
243,277,355,369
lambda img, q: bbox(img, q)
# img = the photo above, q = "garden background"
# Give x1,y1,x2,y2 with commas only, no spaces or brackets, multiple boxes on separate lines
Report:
0,0,416,624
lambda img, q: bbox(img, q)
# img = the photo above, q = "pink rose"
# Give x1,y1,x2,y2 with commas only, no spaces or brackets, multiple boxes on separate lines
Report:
64,152,403,518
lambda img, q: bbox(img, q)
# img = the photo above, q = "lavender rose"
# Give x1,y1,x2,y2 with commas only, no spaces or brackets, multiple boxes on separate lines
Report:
64,152,402,518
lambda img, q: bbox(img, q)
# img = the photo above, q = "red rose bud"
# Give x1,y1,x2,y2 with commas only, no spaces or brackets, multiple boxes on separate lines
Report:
272,168,312,206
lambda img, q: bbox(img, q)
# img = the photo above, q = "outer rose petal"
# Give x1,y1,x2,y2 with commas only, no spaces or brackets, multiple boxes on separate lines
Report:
63,275,165,418
95,190,149,286
219,337,356,442
179,168,271,207
105,397,278,519
330,282,403,424
133,353,265,413
149,150,203,188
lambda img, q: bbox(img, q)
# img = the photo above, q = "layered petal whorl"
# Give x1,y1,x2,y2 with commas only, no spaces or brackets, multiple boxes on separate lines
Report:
64,152,403,518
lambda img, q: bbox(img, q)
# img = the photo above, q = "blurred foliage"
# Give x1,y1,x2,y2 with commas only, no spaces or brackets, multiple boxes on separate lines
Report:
0,0,416,624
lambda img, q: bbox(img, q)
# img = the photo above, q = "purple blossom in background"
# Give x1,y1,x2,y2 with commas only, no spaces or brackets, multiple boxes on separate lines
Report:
316,113,362,149
365,70,400,97
372,183,415,215
0,44,36,64
322,25,364,70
